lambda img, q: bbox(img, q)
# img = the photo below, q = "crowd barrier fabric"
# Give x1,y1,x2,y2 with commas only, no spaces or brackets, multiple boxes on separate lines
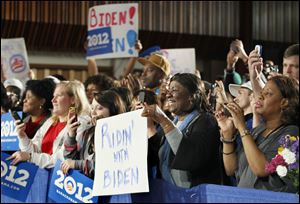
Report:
109,179,299,203
1,155,299,203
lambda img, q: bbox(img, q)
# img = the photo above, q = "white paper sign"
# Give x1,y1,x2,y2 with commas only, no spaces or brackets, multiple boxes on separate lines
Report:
87,3,139,59
93,109,149,196
1,38,30,81
161,48,196,75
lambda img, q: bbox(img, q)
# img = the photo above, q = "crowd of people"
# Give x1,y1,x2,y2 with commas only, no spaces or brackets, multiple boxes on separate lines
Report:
1,40,299,194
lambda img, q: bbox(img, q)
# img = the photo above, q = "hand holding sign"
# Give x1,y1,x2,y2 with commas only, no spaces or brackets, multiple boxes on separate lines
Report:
60,159,75,175
1,152,38,202
6,151,31,165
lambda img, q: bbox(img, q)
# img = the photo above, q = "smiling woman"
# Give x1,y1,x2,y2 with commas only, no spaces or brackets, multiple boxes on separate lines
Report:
142,73,222,188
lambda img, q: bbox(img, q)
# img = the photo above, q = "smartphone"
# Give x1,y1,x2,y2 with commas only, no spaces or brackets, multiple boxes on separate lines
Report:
69,106,77,123
138,91,145,103
11,111,22,122
255,45,262,56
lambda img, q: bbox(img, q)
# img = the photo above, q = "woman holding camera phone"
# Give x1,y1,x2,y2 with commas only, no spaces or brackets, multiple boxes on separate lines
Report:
217,68,299,192
61,89,126,178
8,81,90,169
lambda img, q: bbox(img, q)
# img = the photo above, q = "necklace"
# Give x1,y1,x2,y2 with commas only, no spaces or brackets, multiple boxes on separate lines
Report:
263,125,285,138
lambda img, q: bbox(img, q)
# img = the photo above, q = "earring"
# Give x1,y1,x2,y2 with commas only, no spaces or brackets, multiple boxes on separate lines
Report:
39,105,43,109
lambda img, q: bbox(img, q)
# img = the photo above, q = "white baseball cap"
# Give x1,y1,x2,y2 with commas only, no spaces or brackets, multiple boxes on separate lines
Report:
3,78,24,92
229,81,253,97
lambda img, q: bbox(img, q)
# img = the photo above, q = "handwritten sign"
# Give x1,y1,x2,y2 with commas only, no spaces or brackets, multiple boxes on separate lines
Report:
48,160,98,203
1,38,30,82
93,109,149,196
1,112,22,151
87,3,139,59
1,152,38,202
161,48,196,75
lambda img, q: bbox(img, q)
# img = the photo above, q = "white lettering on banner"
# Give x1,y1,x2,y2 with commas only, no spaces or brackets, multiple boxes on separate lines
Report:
87,33,110,48
54,170,93,203
1,161,29,187
1,121,18,137
56,189,78,203
1,138,17,142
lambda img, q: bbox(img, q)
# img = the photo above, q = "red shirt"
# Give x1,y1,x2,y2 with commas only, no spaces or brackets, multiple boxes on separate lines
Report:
41,121,66,155
25,114,48,139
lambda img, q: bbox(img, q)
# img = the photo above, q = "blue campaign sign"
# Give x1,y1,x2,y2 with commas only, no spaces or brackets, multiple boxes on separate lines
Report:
48,160,98,203
87,27,113,57
1,151,38,202
1,111,22,151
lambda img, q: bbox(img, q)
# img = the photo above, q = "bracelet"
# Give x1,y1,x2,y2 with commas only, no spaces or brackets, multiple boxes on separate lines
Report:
240,128,251,138
222,149,235,155
220,134,236,144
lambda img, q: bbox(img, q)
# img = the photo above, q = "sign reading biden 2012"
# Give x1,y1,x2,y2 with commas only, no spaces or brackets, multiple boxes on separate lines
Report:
93,109,149,196
87,3,138,59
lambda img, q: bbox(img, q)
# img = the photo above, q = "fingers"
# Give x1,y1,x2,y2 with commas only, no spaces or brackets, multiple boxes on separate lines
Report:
141,104,154,117
61,162,70,175
7,152,20,165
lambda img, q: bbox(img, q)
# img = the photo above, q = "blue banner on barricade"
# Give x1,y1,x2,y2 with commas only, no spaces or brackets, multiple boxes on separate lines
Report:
109,179,299,203
48,160,98,203
1,112,22,151
1,151,38,202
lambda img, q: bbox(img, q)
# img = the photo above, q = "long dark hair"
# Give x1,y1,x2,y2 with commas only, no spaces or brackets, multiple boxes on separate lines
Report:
270,75,299,125
170,73,212,113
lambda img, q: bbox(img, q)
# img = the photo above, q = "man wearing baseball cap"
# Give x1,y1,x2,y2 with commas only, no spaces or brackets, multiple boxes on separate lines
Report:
227,81,254,186
138,53,171,95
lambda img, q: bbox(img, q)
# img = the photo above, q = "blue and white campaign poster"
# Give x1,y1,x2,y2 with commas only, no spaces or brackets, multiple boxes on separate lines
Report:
161,48,196,75
48,160,98,203
1,38,30,82
1,152,38,202
93,109,149,196
1,111,22,151
87,3,139,59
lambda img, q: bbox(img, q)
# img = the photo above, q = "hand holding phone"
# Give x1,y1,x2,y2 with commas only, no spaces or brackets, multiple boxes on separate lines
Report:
69,106,77,123
255,45,262,56
138,91,145,103
11,111,23,123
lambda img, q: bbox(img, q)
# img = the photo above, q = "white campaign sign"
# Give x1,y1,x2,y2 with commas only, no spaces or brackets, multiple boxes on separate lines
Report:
161,48,196,75
1,38,30,82
93,109,149,196
87,3,139,59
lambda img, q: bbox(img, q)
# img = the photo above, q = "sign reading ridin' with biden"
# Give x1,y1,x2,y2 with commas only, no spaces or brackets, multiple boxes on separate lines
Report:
93,109,149,196
1,111,22,151
86,3,139,59
1,152,38,202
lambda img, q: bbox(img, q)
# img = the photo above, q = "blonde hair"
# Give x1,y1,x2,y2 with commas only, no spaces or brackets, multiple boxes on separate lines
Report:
52,80,91,122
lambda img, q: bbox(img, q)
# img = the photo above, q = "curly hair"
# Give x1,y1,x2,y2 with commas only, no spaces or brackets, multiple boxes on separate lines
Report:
270,75,299,125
